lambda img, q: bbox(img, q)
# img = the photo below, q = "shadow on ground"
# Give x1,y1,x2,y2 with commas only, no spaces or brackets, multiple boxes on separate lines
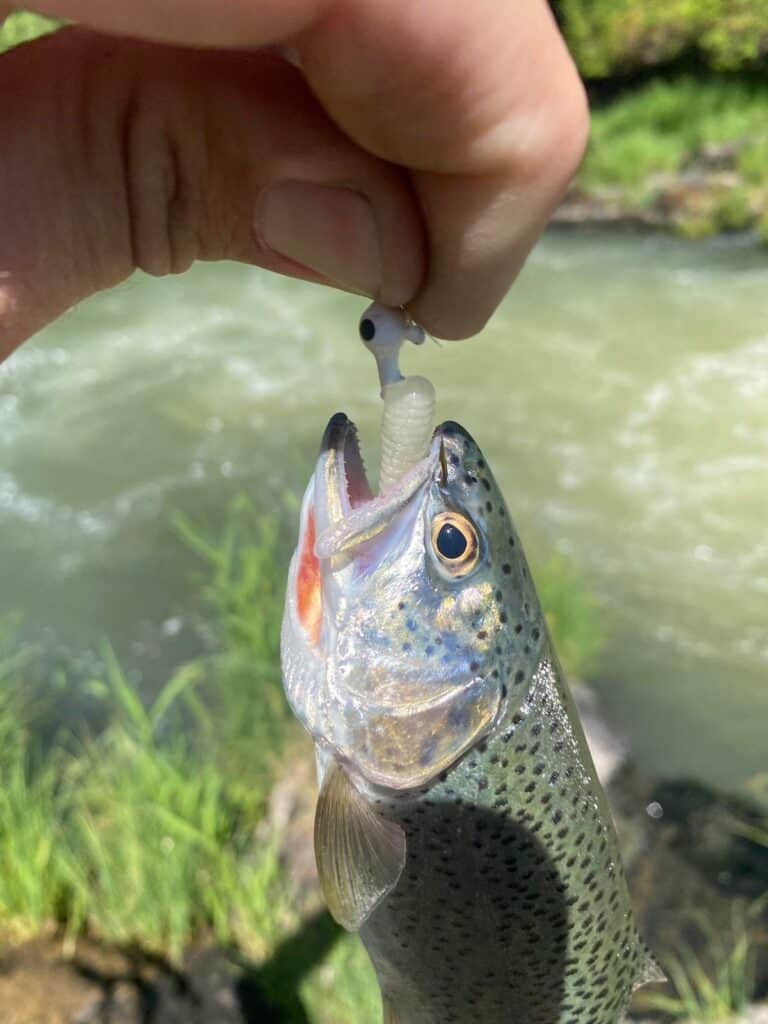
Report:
0,911,343,1024
77,911,343,1024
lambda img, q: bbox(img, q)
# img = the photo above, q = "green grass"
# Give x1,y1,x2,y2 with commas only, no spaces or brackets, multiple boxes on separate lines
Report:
0,647,288,961
582,77,768,191
172,496,294,787
639,905,763,1021
577,75,768,238
0,11,61,53
0,502,295,959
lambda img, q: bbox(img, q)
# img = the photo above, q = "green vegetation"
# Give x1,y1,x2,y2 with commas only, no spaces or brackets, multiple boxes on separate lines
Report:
0,496,604,1022
557,1,768,238
0,503,295,960
577,76,768,237
557,0,768,77
583,77,768,190
639,905,764,1021
535,556,602,679
0,11,60,53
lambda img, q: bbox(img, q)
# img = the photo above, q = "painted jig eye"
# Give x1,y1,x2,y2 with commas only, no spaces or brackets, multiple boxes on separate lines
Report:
431,512,479,576
359,317,376,341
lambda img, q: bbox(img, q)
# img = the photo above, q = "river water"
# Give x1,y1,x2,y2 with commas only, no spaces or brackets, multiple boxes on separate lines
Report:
1,229,766,792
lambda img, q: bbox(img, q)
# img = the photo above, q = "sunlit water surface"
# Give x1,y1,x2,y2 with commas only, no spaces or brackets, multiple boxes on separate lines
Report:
1,230,766,791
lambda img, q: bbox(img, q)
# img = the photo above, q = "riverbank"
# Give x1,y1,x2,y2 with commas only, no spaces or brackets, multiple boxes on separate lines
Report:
558,77,768,240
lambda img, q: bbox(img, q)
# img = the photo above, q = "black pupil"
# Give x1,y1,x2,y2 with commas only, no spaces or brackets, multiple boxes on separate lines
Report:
359,318,376,341
437,523,468,560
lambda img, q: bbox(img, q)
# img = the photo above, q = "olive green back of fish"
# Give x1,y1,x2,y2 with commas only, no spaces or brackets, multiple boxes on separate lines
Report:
319,639,659,1024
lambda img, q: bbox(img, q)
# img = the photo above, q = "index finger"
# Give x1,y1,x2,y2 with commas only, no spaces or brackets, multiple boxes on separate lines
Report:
26,0,588,337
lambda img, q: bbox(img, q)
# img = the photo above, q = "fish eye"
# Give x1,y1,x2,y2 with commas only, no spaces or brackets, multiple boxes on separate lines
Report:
359,317,376,341
431,512,479,576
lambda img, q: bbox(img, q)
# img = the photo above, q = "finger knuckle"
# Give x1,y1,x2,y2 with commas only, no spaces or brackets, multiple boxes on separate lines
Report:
120,64,206,277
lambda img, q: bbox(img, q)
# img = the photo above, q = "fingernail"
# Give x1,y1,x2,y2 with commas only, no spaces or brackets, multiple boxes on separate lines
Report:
256,183,381,296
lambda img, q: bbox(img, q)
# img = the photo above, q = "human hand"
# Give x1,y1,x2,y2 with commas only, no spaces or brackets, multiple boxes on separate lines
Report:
0,1,588,360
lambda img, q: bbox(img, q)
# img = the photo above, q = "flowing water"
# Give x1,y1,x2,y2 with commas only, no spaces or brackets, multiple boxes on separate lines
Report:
1,229,766,791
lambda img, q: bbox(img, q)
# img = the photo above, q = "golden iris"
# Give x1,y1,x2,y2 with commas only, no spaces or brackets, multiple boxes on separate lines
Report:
431,512,479,575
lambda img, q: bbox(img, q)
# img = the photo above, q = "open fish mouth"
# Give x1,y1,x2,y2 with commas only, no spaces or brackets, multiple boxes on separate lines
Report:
320,412,374,516
314,412,437,559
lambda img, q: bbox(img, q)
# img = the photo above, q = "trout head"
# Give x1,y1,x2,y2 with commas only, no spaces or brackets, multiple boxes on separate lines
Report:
281,414,544,793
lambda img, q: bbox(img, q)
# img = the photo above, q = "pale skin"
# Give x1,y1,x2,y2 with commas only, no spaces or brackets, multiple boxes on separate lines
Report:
0,1,588,361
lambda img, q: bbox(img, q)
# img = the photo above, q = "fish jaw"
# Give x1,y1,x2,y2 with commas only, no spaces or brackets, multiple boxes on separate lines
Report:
281,414,516,793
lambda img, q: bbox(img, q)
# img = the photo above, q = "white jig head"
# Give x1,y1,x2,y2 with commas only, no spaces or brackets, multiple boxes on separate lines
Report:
359,303,426,397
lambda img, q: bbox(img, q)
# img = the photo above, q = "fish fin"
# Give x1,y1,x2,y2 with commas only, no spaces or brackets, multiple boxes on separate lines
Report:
382,994,403,1024
314,760,406,932
633,942,667,991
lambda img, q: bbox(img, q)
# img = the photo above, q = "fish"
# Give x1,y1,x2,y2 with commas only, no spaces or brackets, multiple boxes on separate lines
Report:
281,412,660,1024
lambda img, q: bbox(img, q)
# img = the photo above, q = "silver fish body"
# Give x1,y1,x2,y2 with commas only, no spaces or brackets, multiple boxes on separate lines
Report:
281,416,658,1024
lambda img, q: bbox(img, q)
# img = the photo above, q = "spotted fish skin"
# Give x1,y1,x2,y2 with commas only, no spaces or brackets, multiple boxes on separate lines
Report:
361,650,653,1024
281,417,658,1024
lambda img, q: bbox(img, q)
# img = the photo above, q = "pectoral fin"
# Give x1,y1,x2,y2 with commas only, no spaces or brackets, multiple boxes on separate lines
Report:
314,760,406,932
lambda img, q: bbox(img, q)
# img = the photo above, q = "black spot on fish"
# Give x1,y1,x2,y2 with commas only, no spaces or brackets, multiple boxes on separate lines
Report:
465,474,477,485
398,601,406,610
485,501,492,512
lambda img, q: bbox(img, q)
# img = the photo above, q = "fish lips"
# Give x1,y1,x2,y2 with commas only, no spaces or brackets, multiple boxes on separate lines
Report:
314,413,475,560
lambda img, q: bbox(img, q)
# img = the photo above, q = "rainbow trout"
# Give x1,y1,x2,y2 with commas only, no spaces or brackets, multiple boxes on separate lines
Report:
281,413,659,1024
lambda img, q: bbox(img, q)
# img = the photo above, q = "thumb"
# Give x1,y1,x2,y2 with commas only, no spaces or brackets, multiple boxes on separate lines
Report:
0,28,425,359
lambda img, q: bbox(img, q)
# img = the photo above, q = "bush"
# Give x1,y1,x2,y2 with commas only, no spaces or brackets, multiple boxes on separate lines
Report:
556,0,768,77
581,77,768,190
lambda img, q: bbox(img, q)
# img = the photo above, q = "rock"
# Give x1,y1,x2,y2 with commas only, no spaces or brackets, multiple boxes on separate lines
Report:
572,678,628,785
606,764,768,1012
265,738,320,909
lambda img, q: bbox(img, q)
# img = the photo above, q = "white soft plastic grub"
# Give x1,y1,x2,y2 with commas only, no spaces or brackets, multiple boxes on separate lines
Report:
358,303,435,494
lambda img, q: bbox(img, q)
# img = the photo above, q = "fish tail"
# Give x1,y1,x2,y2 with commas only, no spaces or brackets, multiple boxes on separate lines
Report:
634,940,667,990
